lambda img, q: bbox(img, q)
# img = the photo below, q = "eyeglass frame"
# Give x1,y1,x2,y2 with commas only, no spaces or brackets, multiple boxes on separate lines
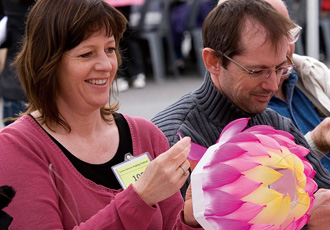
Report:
289,24,302,44
221,53,296,80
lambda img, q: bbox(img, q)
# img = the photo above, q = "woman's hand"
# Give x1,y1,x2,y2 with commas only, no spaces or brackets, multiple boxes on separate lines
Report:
184,184,201,227
133,137,191,206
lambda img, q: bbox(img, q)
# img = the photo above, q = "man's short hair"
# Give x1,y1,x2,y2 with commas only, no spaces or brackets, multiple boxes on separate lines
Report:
202,0,294,67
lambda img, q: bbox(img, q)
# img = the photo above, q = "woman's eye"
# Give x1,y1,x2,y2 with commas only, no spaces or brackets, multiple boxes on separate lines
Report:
106,47,115,54
80,52,92,58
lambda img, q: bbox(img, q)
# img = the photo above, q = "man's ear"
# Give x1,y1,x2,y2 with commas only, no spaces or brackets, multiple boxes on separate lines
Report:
202,48,221,74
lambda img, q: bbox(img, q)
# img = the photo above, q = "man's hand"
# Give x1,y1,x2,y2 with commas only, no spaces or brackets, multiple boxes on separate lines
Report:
183,184,200,227
311,117,330,153
308,189,330,229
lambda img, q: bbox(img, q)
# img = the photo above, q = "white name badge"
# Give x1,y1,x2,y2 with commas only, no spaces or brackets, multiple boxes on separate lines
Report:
112,153,151,189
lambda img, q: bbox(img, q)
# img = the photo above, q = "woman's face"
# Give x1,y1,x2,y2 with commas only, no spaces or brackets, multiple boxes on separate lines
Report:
56,30,118,114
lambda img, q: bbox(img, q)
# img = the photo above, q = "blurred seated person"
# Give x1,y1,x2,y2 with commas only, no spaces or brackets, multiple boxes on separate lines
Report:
0,0,201,228
105,0,146,91
0,0,35,126
170,0,216,72
267,0,330,171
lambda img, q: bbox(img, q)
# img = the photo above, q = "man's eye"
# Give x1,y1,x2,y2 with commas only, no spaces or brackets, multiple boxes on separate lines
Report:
251,70,265,76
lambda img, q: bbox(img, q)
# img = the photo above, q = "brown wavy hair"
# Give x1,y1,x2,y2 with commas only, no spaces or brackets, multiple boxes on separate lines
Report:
14,0,127,132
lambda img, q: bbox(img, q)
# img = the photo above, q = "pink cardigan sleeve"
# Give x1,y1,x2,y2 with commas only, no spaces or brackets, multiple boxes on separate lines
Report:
0,117,161,229
0,115,200,229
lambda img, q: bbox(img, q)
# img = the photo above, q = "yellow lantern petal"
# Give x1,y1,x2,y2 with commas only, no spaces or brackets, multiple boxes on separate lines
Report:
243,165,282,186
249,193,287,225
242,186,282,205
282,147,304,173
281,190,310,228
294,168,307,189
268,195,291,227
254,148,291,169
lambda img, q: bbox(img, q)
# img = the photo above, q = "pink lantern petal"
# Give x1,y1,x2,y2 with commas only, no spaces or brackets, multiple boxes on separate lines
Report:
222,201,265,222
295,214,310,230
255,134,282,150
303,160,316,178
187,141,208,161
223,154,261,172
220,176,262,198
204,189,244,216
227,132,260,144
218,118,250,143
207,143,247,164
283,219,297,230
274,130,295,140
202,163,242,189
307,196,315,214
284,215,310,230
267,134,296,149
177,131,208,161
236,142,270,157
206,217,252,230
244,125,277,134
287,145,310,158
305,177,317,195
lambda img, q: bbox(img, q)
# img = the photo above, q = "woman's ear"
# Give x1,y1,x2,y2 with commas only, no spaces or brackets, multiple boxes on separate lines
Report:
202,48,221,74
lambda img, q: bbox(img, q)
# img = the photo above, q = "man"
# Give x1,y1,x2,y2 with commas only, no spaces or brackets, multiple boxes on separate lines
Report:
152,0,330,228
266,0,330,171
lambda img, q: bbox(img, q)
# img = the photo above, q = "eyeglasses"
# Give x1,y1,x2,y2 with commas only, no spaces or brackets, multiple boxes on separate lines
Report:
289,24,302,44
222,53,296,80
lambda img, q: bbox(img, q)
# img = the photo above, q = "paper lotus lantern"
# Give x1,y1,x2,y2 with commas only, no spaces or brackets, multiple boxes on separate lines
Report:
188,118,317,230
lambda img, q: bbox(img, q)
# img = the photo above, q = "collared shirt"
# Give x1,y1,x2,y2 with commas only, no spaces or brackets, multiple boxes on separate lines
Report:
268,71,324,135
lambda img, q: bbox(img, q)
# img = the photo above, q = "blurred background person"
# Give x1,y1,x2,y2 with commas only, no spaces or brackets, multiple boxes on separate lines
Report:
0,0,34,126
169,0,216,73
267,0,330,172
105,0,147,92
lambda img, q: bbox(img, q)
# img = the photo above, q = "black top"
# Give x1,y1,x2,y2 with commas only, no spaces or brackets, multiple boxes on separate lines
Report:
31,113,132,190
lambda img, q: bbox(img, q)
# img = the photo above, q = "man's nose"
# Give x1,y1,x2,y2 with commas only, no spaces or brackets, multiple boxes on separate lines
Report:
261,70,280,93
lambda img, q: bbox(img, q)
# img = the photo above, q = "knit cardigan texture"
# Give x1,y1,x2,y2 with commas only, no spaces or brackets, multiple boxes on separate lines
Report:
0,114,199,230
152,72,330,189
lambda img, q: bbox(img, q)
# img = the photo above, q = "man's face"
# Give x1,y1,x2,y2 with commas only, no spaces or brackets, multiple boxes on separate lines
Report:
216,20,290,114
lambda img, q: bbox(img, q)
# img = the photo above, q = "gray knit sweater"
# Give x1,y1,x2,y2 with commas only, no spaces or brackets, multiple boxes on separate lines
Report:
152,72,330,190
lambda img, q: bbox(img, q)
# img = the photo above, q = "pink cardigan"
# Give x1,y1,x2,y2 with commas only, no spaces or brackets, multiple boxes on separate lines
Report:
0,115,197,229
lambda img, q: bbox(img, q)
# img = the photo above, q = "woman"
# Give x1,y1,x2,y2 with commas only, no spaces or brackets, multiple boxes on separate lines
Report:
0,0,200,229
